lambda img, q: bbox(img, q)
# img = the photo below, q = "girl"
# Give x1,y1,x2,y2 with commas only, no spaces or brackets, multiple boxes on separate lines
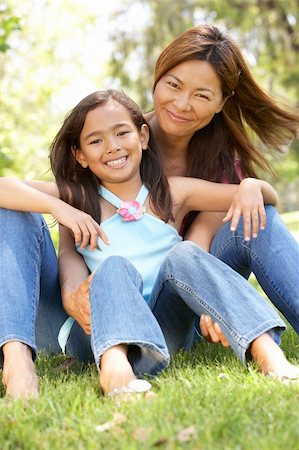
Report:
0,89,297,399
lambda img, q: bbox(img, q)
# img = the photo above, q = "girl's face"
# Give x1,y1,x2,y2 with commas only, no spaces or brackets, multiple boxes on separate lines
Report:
153,60,226,139
75,100,149,187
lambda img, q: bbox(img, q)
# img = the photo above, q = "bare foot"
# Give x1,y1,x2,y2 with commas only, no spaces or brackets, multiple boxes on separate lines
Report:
99,345,136,396
2,341,39,400
250,333,299,382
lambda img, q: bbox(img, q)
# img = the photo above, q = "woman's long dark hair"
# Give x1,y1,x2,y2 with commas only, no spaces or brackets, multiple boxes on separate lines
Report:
49,89,173,223
153,24,299,183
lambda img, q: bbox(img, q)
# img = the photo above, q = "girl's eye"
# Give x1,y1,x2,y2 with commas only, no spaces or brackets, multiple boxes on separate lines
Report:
118,130,130,136
90,138,101,144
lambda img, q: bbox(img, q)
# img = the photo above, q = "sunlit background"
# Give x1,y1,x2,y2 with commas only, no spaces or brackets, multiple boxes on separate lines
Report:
1,0,298,211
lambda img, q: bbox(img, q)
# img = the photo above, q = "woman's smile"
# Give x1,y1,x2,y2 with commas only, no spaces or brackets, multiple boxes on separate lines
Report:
166,109,193,123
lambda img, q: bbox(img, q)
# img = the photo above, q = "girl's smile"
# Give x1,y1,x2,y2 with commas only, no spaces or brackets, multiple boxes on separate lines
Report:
105,156,128,168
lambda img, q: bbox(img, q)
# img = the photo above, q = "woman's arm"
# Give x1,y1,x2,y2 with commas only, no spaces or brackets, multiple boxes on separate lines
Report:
170,176,278,241
59,225,93,335
0,177,107,250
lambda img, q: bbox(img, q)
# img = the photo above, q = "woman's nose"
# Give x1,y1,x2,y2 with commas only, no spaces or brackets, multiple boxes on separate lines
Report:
174,93,191,111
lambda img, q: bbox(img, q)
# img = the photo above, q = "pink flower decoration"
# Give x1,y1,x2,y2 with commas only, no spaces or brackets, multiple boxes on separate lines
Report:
117,200,145,222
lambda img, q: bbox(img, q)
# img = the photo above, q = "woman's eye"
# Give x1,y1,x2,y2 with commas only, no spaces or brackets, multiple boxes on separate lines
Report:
167,81,179,89
118,130,130,136
195,93,209,100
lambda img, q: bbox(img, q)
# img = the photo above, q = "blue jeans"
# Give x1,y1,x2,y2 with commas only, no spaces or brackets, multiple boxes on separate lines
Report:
0,209,67,364
148,241,285,364
69,257,170,376
0,210,169,376
0,210,286,373
210,205,299,333
68,247,284,371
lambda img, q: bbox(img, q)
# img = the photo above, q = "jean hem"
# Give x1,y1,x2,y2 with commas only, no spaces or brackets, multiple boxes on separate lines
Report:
0,335,37,358
94,339,170,375
235,321,286,365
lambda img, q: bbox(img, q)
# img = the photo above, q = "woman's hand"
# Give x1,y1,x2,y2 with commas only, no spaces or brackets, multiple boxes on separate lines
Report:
199,315,230,347
50,201,109,251
63,273,94,335
223,178,269,240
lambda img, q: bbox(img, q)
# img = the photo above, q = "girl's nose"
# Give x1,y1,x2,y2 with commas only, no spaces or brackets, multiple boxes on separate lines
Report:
107,140,121,154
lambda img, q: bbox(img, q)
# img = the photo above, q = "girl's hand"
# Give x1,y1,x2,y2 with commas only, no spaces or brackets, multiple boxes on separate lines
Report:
51,201,109,250
223,178,267,240
199,315,230,347
63,273,94,335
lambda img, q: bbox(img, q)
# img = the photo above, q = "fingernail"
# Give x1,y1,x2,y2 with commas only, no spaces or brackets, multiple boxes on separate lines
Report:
245,237,250,241
230,227,235,232
253,233,257,238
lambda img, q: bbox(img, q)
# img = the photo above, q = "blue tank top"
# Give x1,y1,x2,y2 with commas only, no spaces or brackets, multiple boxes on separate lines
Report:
77,184,182,301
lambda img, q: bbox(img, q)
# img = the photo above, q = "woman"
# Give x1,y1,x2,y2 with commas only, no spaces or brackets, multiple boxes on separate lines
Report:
143,24,299,340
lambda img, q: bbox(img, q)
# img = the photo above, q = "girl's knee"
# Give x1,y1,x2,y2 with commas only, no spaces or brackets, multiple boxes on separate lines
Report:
166,241,205,267
0,209,43,231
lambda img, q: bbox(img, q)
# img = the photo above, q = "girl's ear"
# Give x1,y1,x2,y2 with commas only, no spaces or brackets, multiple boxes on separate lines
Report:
140,124,150,150
71,146,88,168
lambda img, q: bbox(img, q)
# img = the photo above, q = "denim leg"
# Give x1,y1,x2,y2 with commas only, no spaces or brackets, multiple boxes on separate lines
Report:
86,255,169,376
0,209,67,365
149,241,286,364
210,205,299,333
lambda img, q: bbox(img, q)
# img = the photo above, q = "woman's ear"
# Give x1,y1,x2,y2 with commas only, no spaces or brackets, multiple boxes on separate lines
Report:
215,91,234,113
140,124,150,150
71,146,88,168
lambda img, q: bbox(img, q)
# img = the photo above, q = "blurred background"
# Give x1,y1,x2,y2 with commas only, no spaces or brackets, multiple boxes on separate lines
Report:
1,0,298,212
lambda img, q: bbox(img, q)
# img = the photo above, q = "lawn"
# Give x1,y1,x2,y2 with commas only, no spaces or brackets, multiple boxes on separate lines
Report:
1,212,298,450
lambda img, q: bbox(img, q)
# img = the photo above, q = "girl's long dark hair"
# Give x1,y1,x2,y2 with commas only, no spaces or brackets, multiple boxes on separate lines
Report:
49,89,173,223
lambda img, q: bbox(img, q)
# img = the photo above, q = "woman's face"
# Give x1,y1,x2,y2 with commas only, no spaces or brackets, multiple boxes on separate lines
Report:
153,60,225,139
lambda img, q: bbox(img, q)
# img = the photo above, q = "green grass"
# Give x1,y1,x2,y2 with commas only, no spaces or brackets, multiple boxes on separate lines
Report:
1,212,299,450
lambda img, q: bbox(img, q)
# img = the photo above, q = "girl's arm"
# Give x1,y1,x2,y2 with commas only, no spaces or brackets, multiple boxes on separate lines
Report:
23,180,59,196
59,225,92,335
0,177,107,250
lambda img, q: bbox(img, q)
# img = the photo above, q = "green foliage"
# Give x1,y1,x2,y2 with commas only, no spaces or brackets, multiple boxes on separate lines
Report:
0,2,20,53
